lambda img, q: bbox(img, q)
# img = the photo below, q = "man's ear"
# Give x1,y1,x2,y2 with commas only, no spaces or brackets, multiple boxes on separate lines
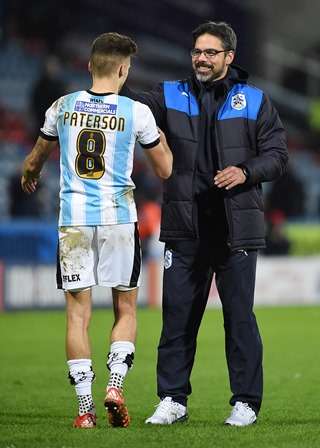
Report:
88,61,92,73
226,51,235,66
119,64,124,78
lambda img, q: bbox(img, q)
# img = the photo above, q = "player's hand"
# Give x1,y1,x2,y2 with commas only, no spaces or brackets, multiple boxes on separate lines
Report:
21,175,39,194
214,166,246,190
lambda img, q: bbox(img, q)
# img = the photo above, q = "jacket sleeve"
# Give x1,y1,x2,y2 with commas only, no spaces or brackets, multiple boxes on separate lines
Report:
120,83,166,129
241,94,288,185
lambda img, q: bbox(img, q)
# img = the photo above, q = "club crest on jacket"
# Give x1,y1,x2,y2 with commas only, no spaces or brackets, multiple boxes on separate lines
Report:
164,249,172,269
231,93,246,110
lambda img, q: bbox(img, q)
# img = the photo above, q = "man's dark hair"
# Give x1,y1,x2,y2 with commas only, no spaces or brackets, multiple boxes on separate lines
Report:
192,21,237,52
90,32,137,76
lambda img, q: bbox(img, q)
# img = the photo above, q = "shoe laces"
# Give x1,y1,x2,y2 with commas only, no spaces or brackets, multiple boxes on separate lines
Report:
153,397,179,418
233,401,253,417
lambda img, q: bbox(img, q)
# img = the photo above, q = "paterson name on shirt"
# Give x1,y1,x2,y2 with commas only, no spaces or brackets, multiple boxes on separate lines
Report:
62,111,125,131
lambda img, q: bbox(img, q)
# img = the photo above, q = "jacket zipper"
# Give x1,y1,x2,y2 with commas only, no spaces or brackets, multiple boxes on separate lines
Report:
189,81,200,239
215,94,234,247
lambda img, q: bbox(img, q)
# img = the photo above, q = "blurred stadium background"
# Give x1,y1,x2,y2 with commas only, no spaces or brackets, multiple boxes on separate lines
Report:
1,0,320,310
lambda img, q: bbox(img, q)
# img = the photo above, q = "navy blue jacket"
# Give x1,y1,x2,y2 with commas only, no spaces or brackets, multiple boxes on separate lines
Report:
124,66,288,249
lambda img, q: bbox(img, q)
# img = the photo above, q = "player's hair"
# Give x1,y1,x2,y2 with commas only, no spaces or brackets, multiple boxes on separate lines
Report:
90,32,137,77
192,21,237,52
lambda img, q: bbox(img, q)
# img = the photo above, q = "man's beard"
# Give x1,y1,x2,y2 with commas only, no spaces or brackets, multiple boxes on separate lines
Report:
194,62,224,83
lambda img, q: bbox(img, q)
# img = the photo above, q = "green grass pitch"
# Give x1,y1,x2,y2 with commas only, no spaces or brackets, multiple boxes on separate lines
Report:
1,306,320,448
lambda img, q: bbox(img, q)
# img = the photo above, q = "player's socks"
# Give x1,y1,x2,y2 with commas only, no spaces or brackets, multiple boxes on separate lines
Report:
108,371,125,389
106,341,135,386
105,342,134,428
67,359,96,416
77,394,95,416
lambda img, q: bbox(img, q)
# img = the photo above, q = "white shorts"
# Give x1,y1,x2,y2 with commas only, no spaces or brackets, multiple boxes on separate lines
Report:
56,223,141,291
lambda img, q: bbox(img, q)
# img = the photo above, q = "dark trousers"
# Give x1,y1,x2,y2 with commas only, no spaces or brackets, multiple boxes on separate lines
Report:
157,240,263,414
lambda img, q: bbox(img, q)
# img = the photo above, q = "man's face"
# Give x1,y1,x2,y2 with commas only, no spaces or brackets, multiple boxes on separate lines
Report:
192,33,234,82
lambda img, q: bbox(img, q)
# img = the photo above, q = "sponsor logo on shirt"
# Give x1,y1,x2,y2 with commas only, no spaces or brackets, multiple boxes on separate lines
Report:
75,101,117,115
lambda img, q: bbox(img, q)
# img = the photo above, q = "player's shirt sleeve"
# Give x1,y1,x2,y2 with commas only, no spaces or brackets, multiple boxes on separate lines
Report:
135,102,160,149
39,99,60,141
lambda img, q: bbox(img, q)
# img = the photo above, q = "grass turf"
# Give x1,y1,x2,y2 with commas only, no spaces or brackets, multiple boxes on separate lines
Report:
1,306,320,448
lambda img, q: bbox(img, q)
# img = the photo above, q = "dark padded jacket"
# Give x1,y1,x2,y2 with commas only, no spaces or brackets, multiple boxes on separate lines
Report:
124,65,288,249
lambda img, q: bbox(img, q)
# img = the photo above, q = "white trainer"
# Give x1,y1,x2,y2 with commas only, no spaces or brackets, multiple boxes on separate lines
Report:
224,401,257,427
145,397,188,424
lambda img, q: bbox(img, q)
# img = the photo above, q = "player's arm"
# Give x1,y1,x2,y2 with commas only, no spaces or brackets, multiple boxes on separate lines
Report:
22,97,60,193
136,103,172,179
21,136,57,194
143,128,173,179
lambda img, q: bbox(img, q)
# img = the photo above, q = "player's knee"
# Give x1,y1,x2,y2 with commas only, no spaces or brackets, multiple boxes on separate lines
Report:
119,302,136,319
82,309,92,328
68,309,91,330
118,295,137,314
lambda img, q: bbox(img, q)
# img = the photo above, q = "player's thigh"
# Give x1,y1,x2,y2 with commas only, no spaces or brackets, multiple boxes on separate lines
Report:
112,287,138,317
65,288,92,321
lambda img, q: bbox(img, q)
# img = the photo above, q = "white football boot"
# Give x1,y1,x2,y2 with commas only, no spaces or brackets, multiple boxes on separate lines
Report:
224,401,257,426
145,397,188,424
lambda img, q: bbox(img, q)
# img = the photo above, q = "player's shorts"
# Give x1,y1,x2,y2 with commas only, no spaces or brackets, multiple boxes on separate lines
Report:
56,223,141,291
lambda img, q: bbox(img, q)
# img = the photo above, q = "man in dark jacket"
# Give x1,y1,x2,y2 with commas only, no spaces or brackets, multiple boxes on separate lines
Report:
125,21,288,426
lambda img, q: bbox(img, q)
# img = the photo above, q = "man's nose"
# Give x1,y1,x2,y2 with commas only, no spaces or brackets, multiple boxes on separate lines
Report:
197,52,207,62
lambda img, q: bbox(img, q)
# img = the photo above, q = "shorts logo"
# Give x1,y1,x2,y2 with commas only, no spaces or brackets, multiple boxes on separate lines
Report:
63,274,81,282
164,250,172,269
231,93,246,110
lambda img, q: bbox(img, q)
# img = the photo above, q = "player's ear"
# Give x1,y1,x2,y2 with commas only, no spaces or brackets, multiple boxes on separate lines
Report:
119,60,130,79
119,64,128,80
88,61,92,74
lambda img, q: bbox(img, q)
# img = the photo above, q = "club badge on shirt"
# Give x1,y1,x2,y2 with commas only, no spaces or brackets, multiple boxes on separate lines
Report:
231,93,246,110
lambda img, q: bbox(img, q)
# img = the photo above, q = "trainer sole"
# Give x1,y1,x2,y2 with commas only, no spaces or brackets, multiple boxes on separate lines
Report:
145,413,189,425
224,419,257,427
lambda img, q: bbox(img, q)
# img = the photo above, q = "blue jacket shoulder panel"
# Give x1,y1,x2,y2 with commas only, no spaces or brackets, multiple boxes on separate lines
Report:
217,84,264,121
163,81,199,116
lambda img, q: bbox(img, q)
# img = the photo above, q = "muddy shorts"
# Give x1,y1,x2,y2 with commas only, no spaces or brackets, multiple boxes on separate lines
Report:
56,223,141,291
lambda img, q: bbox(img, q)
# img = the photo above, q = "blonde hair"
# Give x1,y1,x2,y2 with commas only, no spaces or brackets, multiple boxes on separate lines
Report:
90,32,137,76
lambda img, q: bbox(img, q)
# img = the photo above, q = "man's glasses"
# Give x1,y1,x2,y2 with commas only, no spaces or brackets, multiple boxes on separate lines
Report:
190,48,232,58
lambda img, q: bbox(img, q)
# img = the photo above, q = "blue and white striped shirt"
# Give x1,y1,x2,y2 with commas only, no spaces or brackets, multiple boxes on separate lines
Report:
41,90,159,226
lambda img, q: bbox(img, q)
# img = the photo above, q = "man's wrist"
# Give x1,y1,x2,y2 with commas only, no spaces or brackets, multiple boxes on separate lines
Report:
22,170,40,180
242,167,249,178
239,165,249,182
